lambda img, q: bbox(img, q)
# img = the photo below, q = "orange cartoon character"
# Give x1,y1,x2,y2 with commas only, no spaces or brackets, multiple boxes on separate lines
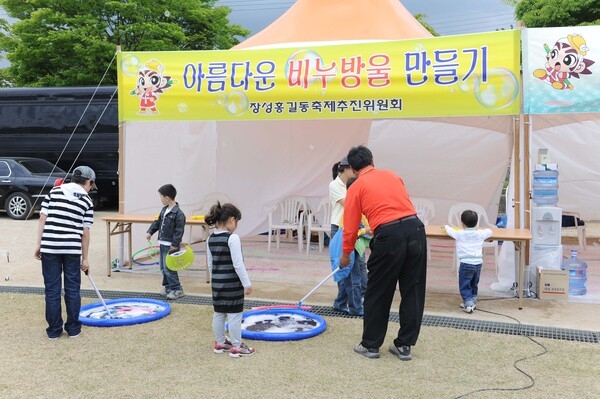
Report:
533,34,595,90
130,58,173,115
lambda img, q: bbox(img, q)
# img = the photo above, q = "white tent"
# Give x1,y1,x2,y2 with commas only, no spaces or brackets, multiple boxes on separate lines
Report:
121,0,514,238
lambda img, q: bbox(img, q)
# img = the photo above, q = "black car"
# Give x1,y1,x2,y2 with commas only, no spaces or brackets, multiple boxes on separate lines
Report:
0,157,69,220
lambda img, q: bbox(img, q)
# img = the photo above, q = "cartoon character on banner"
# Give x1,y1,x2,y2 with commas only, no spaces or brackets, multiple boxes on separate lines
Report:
130,58,173,115
533,34,595,91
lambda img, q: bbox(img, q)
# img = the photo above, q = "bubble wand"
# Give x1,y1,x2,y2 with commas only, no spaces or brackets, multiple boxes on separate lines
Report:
85,270,113,319
297,267,341,308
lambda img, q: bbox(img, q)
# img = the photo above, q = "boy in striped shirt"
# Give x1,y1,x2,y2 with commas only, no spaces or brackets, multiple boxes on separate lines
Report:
35,166,96,340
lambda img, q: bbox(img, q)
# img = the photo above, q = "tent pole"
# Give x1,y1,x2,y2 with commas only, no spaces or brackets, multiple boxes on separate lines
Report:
523,114,531,231
116,44,126,267
523,114,531,268
117,45,124,215
513,115,521,230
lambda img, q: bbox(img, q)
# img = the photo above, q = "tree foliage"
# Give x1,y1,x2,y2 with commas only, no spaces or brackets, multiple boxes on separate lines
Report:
502,0,600,27
0,0,250,86
414,14,440,37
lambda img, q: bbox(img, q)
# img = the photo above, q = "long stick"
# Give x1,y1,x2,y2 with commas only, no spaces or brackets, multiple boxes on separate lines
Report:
85,270,113,318
298,267,341,308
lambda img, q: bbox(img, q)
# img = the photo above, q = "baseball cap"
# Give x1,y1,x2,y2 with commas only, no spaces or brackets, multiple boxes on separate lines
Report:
73,166,97,190
339,157,350,167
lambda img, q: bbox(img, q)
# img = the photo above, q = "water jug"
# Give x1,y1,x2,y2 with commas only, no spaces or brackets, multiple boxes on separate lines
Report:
561,249,587,295
532,169,559,206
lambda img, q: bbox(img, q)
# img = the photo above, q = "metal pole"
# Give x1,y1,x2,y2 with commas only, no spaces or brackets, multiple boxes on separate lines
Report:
298,267,341,308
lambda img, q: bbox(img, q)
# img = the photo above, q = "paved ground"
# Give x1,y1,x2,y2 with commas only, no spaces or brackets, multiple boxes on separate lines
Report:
1,210,599,333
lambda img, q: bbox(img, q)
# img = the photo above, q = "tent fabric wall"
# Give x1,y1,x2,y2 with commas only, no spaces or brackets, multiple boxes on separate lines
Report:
122,119,371,243
368,117,513,225
123,120,218,215
122,117,512,238
531,113,600,220
213,118,371,235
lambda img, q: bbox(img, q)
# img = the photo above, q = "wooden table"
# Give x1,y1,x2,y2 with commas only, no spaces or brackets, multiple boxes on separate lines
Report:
426,225,532,309
102,214,209,278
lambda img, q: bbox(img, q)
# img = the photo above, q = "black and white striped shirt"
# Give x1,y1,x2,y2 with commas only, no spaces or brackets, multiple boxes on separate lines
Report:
40,183,94,255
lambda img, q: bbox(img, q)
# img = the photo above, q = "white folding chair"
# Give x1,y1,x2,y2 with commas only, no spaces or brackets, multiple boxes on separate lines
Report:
412,197,435,261
562,211,586,251
268,196,308,252
305,196,332,253
448,202,498,274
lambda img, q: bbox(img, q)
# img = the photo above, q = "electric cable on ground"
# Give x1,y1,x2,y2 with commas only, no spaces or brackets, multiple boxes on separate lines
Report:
452,302,548,399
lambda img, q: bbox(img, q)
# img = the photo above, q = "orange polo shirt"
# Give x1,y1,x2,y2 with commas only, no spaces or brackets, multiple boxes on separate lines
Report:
342,166,416,254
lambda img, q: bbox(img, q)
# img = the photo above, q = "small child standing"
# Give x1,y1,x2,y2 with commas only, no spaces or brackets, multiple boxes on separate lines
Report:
205,202,254,358
146,184,186,300
445,210,492,313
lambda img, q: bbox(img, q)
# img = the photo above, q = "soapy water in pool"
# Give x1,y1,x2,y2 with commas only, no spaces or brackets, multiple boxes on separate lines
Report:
242,312,320,333
81,301,166,319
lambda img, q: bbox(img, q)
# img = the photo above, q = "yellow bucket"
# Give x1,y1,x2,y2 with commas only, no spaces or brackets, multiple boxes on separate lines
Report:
166,245,195,271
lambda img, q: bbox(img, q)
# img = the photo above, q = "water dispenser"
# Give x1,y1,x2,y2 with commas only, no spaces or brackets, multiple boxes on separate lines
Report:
531,206,562,246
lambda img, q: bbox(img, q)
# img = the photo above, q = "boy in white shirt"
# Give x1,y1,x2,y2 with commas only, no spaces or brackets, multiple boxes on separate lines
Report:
445,210,492,313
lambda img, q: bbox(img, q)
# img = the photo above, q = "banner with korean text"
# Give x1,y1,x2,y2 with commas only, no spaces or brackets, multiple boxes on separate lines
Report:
117,30,520,121
522,26,600,114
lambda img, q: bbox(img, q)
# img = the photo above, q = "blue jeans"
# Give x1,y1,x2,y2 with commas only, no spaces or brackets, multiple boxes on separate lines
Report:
41,253,82,338
160,245,182,291
331,225,365,314
358,252,367,297
331,225,348,309
345,252,365,314
458,262,482,305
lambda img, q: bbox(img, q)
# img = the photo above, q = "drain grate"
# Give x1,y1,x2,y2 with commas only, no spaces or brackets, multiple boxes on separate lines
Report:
2,286,598,344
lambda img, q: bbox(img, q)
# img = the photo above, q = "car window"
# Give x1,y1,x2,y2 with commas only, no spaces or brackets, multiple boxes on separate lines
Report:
0,161,9,177
19,159,65,174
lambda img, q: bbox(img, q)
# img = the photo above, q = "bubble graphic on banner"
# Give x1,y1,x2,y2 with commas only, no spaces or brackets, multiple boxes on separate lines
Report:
474,68,519,110
225,91,249,116
458,74,478,94
177,103,188,113
120,55,142,77
215,93,226,106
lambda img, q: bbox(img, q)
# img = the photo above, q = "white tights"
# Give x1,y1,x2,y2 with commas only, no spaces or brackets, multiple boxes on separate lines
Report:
213,311,243,348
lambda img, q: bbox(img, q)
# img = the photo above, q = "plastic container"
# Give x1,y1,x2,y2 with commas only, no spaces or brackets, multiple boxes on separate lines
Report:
532,169,559,206
166,245,195,271
561,249,587,295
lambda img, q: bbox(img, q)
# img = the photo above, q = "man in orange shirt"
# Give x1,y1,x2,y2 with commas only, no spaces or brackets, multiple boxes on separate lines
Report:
340,145,427,361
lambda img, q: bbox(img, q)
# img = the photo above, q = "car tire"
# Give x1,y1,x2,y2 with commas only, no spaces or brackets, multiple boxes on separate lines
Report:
5,192,33,220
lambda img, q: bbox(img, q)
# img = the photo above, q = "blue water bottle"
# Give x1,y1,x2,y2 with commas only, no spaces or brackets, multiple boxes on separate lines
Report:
532,169,559,206
561,249,587,295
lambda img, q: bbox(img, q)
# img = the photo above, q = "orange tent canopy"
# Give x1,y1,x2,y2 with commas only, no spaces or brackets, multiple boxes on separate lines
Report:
234,0,433,49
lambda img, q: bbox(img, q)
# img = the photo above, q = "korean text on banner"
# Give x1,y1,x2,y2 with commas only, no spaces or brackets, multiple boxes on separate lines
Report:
117,30,521,121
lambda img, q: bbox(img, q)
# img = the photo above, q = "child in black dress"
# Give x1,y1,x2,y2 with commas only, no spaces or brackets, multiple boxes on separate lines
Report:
205,202,254,357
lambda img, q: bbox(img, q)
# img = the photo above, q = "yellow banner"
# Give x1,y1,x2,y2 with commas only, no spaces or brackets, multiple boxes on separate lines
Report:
117,30,520,121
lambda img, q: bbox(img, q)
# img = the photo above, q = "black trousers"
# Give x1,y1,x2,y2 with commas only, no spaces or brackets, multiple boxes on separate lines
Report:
361,217,427,349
